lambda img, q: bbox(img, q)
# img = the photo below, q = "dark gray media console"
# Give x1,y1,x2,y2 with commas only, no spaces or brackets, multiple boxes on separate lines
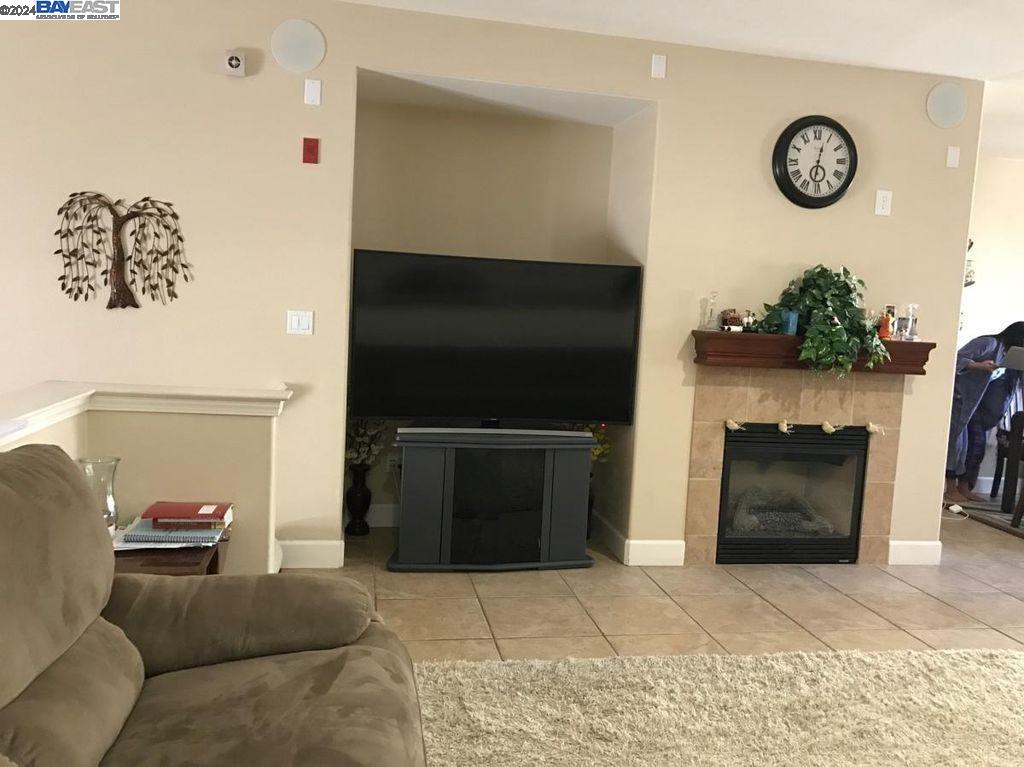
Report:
387,428,596,571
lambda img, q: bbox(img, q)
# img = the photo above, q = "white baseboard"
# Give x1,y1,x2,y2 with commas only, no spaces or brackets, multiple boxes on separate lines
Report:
591,511,685,566
888,540,943,565
278,539,345,569
624,538,686,566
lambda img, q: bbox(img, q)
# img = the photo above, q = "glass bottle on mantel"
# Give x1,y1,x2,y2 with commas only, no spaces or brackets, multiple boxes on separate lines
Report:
77,457,120,534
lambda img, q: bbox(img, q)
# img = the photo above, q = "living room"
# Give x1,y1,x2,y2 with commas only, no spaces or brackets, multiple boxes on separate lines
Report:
3,1,1024,765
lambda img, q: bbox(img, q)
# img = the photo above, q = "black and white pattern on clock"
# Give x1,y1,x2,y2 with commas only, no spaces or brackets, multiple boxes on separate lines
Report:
772,115,858,209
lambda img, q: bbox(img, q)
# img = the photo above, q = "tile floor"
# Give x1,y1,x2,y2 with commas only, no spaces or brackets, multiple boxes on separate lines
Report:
292,514,1024,662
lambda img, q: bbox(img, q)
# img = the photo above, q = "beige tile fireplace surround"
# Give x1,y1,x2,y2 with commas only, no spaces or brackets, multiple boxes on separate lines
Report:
686,367,905,565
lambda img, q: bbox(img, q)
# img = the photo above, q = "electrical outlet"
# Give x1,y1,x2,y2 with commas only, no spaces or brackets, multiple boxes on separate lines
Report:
385,453,401,472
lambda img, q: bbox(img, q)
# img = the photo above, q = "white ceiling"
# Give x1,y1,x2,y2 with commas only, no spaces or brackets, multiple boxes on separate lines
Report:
345,0,1024,156
358,70,651,126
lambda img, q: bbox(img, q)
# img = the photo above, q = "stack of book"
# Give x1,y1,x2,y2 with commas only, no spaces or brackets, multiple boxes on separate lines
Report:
118,502,233,549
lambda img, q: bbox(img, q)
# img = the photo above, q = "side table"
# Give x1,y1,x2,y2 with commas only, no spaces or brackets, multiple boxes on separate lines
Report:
114,541,229,576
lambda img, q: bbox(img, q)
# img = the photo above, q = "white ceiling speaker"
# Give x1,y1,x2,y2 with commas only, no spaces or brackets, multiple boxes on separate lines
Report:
271,19,326,73
926,82,967,129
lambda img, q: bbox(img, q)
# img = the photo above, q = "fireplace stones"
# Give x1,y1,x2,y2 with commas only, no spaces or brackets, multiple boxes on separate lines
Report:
687,367,904,564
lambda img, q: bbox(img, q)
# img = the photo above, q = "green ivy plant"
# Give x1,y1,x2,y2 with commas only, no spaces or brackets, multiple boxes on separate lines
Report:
757,265,889,376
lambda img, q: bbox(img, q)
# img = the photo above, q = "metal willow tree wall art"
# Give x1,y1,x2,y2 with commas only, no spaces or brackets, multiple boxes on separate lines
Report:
54,191,192,308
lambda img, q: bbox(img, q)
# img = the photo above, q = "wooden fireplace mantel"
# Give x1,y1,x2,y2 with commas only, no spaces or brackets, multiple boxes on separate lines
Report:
692,330,936,375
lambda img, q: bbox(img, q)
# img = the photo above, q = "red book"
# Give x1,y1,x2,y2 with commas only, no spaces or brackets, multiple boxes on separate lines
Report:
142,502,234,529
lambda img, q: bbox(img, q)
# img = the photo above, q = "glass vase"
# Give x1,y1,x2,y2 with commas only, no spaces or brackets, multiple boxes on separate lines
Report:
77,457,120,533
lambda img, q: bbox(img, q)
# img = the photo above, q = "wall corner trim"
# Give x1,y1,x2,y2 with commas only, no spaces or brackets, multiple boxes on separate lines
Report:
888,539,943,565
591,511,684,566
278,539,345,569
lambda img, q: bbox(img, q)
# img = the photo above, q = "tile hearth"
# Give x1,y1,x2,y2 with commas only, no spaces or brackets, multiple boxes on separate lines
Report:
286,517,1024,662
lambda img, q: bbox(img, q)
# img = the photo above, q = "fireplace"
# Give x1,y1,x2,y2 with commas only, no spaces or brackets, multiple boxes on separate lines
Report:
716,423,869,564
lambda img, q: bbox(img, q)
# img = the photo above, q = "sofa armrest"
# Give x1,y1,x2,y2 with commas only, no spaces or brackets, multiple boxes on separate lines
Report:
102,572,372,676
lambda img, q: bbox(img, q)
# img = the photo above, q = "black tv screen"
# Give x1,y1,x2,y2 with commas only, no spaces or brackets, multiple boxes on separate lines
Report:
348,250,642,424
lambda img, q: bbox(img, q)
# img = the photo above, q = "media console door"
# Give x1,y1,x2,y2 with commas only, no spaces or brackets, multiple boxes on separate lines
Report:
390,428,596,571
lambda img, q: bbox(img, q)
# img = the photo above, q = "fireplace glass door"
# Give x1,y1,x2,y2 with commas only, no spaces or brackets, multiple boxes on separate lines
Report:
717,424,869,564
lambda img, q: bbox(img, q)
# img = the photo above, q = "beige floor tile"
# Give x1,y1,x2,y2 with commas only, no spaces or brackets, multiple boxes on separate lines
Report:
712,630,829,654
470,570,571,597
997,627,1024,643
673,593,800,633
579,595,703,636
375,571,476,599
801,565,919,595
480,596,600,638
814,629,929,652
725,565,835,594
378,597,490,641
948,561,1024,590
642,566,751,596
404,639,500,662
560,563,663,596
883,565,997,594
608,633,726,657
759,590,894,632
496,636,616,661
850,593,984,630
909,628,1024,651
929,591,1024,628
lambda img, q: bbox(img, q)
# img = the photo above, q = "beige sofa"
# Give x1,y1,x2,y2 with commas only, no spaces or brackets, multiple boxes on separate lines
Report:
0,445,424,767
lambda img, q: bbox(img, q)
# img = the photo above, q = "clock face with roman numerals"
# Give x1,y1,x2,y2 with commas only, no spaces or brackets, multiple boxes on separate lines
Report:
772,115,858,209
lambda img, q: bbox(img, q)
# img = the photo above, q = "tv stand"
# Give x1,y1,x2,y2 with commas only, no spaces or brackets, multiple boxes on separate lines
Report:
388,428,596,572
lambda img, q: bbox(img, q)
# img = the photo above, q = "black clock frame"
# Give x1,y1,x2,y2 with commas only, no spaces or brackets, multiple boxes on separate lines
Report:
772,115,858,209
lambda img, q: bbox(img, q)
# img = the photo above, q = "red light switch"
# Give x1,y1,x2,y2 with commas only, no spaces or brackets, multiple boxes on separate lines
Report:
302,137,319,164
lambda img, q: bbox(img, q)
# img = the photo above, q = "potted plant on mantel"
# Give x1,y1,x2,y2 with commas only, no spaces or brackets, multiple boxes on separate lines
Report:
344,420,386,536
757,265,889,376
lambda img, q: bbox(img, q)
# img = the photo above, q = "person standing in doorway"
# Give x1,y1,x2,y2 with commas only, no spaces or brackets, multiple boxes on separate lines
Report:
946,322,1024,504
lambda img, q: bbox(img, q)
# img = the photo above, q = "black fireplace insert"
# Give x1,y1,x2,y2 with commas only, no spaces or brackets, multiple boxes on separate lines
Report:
716,423,869,564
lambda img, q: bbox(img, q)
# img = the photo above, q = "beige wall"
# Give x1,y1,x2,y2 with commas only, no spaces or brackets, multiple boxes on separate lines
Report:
962,155,1024,344
86,411,275,575
354,100,614,263
596,104,658,535
0,0,982,553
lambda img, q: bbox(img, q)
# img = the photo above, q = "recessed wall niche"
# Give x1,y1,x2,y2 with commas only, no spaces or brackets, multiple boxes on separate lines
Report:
347,70,656,543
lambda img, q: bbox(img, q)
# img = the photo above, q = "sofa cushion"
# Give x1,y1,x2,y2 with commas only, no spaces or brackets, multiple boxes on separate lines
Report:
0,617,144,767
103,572,374,676
0,445,115,709
100,620,425,767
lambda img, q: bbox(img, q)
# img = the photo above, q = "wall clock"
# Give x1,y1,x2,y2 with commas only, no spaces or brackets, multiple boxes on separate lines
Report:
772,115,857,209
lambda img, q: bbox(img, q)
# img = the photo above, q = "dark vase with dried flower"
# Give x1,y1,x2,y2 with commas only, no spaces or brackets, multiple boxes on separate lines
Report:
344,464,372,537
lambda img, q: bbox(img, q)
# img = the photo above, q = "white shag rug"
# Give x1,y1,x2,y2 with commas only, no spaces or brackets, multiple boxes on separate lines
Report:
415,650,1024,766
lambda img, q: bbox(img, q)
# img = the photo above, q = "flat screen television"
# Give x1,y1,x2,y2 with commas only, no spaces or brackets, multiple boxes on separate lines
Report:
348,250,642,424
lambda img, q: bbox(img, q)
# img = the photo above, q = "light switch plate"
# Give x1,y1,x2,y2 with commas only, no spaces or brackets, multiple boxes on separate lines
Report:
304,78,322,106
946,145,960,168
286,310,314,335
874,190,893,216
651,54,667,79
